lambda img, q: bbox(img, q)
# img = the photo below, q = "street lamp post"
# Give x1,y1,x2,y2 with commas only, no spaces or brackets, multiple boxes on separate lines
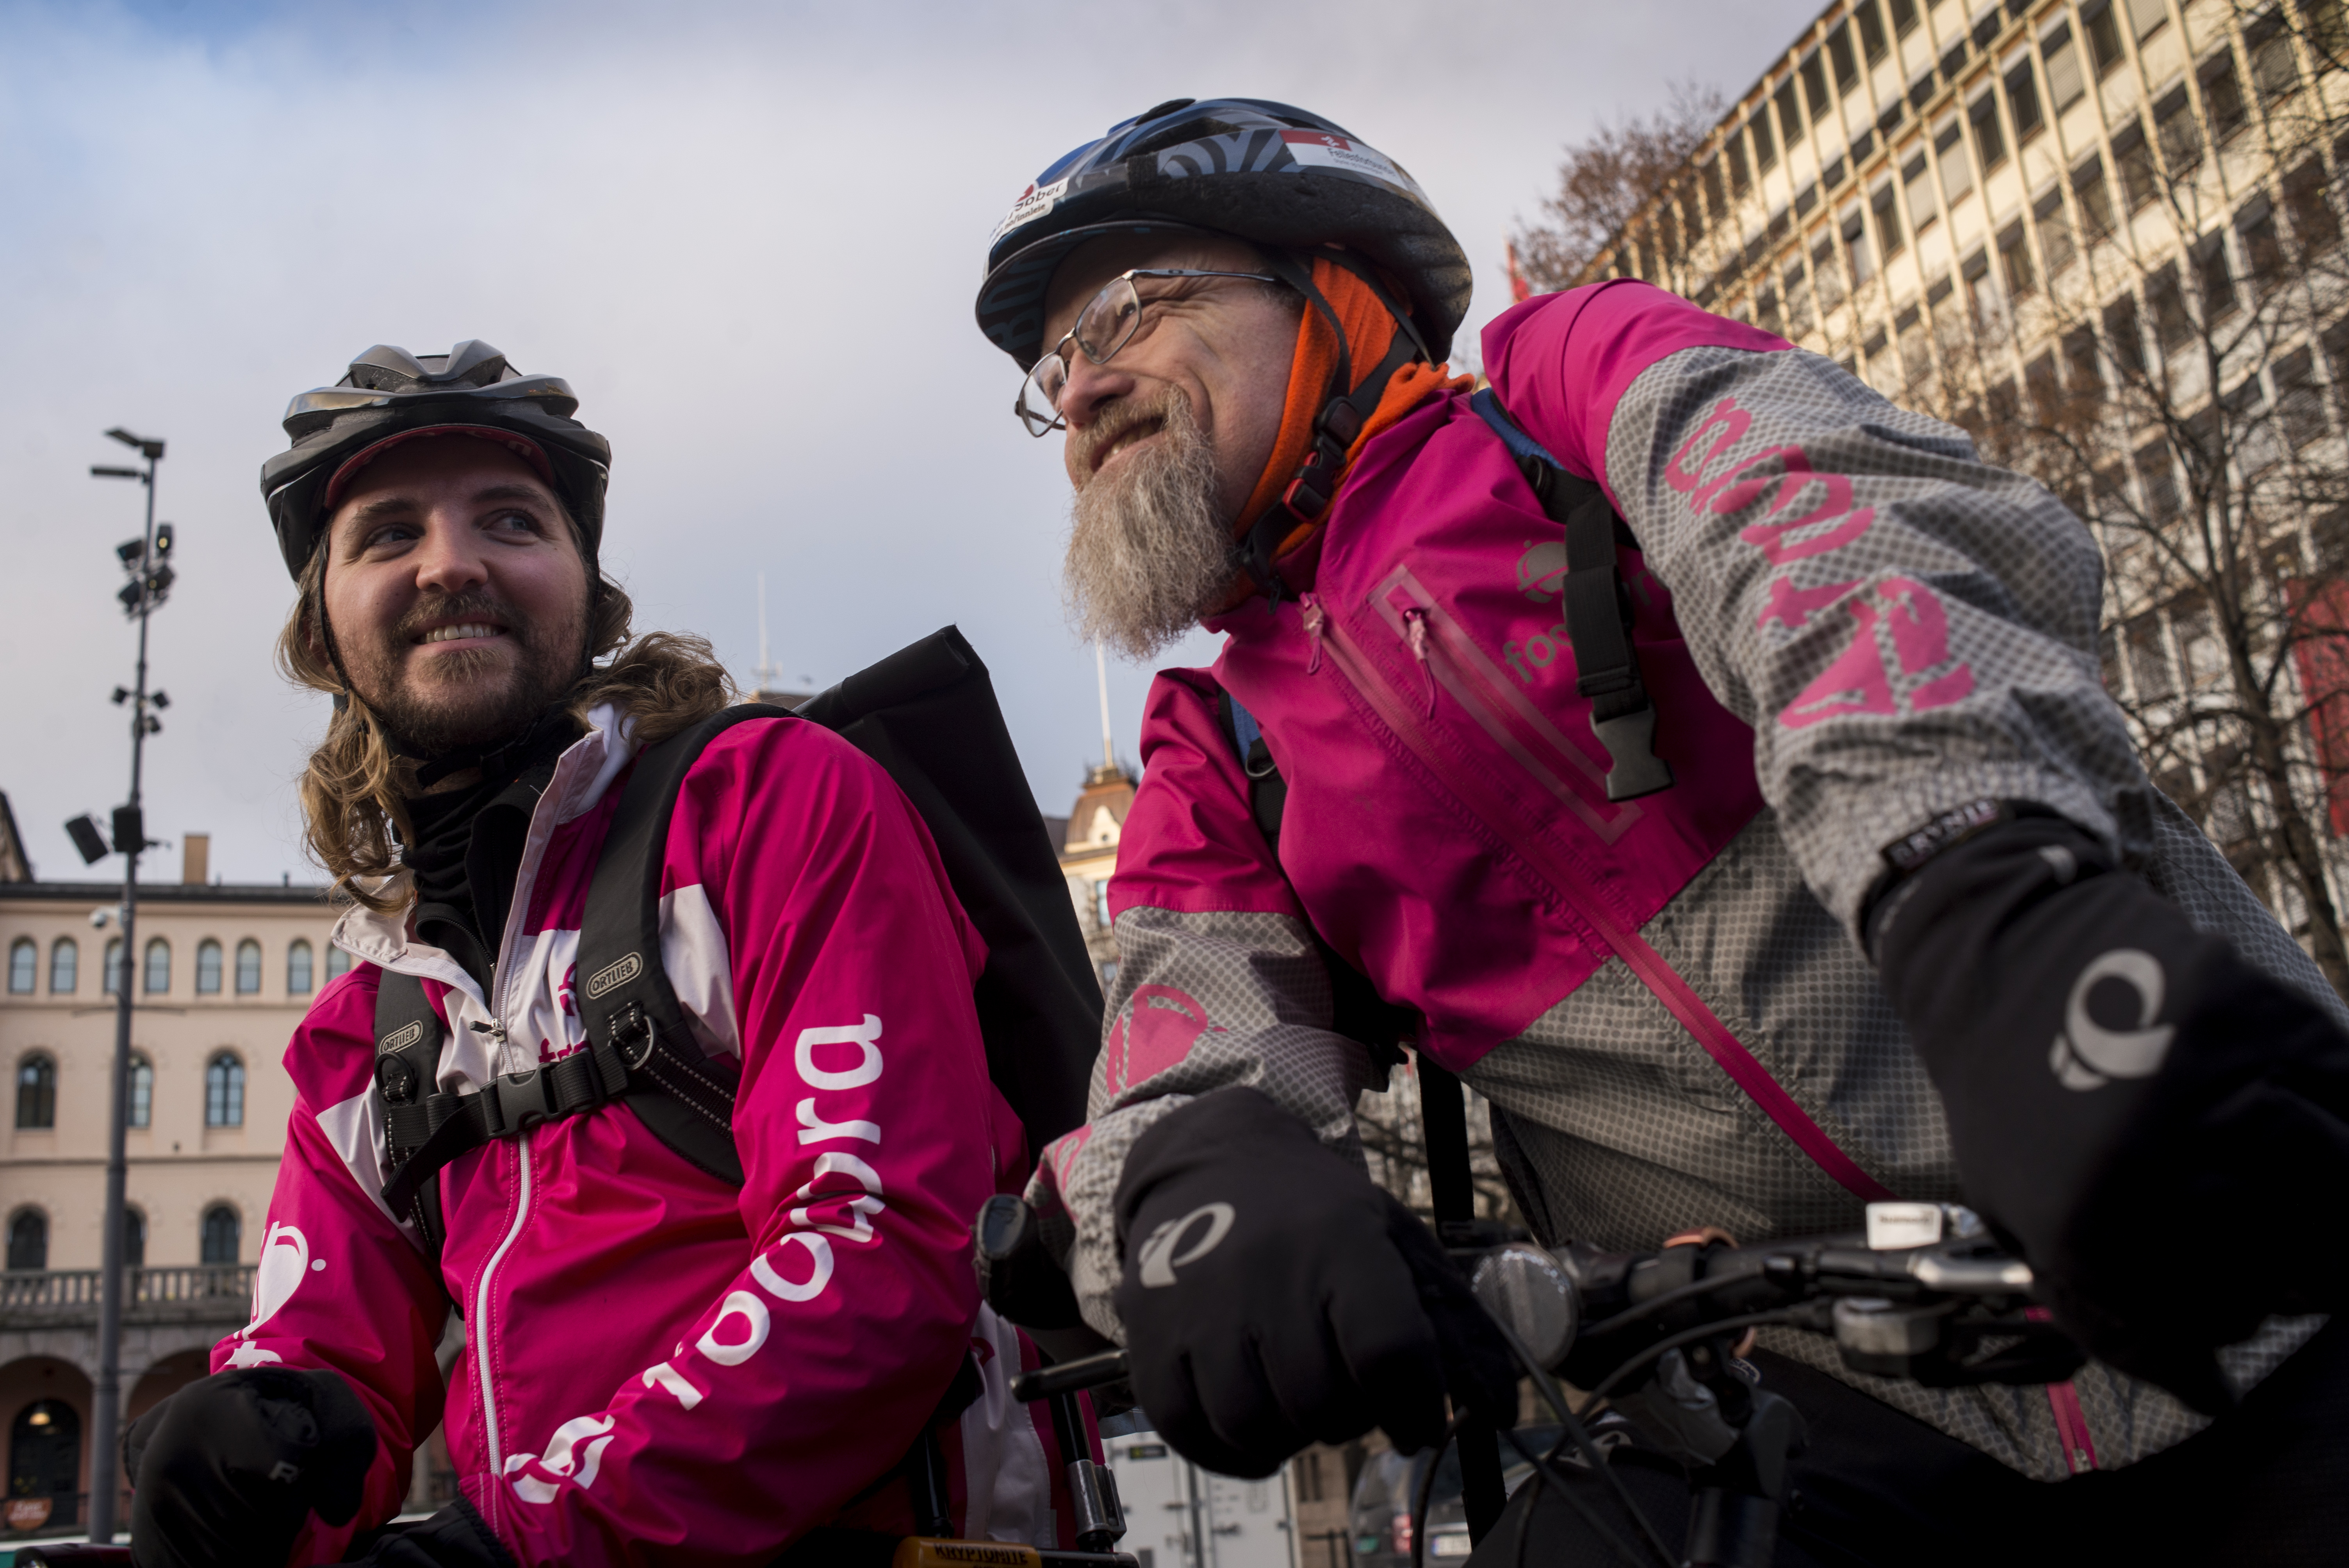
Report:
82,427,169,1544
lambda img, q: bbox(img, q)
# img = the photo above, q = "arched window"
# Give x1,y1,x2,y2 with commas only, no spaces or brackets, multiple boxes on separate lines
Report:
6,1210,46,1271
10,1398,81,1525
49,939,77,995
200,1204,240,1264
104,938,123,996
6,939,32,994
287,940,314,995
143,938,170,995
235,940,262,995
128,1053,152,1130
121,1207,146,1270
205,1053,244,1128
194,939,222,995
324,944,351,982
14,1055,55,1131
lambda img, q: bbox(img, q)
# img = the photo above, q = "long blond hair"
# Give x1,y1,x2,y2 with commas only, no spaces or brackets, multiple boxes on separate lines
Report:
276,549,736,912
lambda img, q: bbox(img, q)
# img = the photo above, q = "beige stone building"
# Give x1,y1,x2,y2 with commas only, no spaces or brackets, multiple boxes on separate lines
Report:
1058,762,1136,991
0,812,340,1532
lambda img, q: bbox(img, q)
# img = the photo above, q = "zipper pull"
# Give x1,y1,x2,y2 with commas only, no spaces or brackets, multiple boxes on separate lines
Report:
1401,607,1436,715
468,1017,508,1046
1299,594,1326,674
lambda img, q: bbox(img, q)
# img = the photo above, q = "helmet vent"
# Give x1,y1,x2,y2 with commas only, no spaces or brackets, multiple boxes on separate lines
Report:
1134,98,1196,125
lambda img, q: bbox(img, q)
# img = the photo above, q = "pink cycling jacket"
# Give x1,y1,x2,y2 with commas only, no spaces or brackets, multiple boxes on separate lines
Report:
1026,282,2341,1481
219,713,1072,1566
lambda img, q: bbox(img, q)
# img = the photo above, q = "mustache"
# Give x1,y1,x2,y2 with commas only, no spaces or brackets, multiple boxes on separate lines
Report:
393,590,533,647
1066,392,1181,483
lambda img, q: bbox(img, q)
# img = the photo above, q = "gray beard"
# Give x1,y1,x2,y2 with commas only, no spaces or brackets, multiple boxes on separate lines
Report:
1062,392,1239,662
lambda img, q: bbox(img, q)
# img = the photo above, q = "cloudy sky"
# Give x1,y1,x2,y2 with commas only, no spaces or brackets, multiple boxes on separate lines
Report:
2,0,1815,886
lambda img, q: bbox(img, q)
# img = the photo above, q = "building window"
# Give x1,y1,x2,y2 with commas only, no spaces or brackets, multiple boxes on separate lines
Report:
1727,135,1750,196
1843,207,1873,284
144,938,170,996
1969,91,2007,173
1776,78,1804,143
129,1053,152,1130
2194,232,2239,323
2000,220,2039,299
49,939,76,996
2249,11,2298,102
2201,50,2248,143
235,939,261,996
6,1210,46,1272
121,1207,145,1270
2149,264,2193,351
1904,151,1937,232
194,939,222,996
2105,295,2148,374
1751,110,1777,173
200,1204,240,1265
6,940,32,995
2154,86,2202,173
2063,326,2104,404
104,938,122,996
2074,156,2117,242
205,1052,244,1128
2007,59,2045,142
1803,55,1831,120
2037,188,2078,274
2114,122,2158,212
1814,235,1846,310
1858,0,1889,61
2285,158,2340,255
325,945,352,983
14,1056,55,1131
1829,22,1859,90
1874,180,1905,259
11,1399,81,1525
1889,0,1918,37
287,940,314,996
2240,199,2284,299
2125,0,2168,41
2084,0,2128,77
2044,23,2085,113
2277,347,2328,448
1936,120,1973,205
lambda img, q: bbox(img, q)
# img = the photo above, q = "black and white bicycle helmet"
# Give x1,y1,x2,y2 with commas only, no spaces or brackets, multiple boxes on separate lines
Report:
260,341,611,582
975,97,1472,370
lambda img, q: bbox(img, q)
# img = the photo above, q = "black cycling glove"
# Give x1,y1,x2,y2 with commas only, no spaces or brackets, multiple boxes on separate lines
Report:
127,1365,379,1568
347,1499,514,1567
1112,1087,1517,1477
1873,811,2349,1411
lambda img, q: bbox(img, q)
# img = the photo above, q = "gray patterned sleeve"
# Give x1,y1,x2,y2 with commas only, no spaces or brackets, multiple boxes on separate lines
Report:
1023,905,1374,1342
1602,344,2141,934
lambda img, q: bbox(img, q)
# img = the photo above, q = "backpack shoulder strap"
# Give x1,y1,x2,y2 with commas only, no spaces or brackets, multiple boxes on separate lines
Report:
373,968,451,1254
1469,388,1674,802
376,707,789,1236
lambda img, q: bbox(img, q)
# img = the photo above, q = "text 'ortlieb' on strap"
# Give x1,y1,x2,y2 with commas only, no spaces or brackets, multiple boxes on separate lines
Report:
1469,388,1672,802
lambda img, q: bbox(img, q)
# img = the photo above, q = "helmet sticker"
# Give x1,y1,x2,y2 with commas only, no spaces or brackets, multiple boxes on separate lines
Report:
991,176,1071,246
1276,130,1431,204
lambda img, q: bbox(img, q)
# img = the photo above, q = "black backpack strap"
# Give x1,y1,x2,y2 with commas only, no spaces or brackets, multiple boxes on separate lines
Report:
1470,387,1674,802
373,969,451,1254
377,708,784,1224
1214,688,1504,1542
1213,690,1412,1089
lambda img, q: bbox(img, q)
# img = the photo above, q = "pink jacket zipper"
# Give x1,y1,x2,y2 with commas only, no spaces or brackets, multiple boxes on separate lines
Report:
1299,593,1895,1203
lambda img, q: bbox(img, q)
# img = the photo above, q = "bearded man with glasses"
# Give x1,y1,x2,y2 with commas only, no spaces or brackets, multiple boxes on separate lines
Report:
979,98,2349,1565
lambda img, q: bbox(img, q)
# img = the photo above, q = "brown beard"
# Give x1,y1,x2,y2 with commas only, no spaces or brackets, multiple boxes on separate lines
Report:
337,587,588,759
1062,389,1239,661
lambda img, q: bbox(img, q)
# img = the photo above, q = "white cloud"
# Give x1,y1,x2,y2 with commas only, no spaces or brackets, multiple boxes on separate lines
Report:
0,0,1814,884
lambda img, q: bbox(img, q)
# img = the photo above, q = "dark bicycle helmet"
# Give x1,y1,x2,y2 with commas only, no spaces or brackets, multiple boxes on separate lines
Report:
260,341,611,582
975,97,1472,370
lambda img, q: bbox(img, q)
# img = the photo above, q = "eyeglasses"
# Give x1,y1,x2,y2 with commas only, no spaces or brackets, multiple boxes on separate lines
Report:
1016,268,1281,436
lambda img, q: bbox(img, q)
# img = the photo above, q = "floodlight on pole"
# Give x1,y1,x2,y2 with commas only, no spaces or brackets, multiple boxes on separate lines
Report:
78,426,168,1544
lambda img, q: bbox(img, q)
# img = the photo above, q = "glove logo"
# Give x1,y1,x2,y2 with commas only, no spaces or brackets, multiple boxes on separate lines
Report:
1137,1201,1236,1287
2049,948,2175,1090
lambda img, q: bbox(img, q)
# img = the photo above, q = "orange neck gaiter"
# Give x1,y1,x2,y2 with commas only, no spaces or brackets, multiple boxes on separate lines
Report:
1224,255,1470,604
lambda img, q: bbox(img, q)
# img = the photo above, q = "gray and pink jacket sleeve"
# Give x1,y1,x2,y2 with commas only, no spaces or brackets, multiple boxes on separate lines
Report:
226,719,1062,1565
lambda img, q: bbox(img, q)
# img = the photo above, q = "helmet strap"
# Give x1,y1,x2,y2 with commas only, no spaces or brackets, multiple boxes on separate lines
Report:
1234,250,1429,606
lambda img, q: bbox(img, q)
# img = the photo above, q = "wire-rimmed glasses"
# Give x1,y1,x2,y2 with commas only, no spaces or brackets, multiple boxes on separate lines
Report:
1016,268,1280,436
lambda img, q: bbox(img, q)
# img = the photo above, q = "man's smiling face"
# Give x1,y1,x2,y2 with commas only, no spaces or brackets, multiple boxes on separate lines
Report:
1045,233,1299,659
318,435,591,759
1043,232,1297,522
